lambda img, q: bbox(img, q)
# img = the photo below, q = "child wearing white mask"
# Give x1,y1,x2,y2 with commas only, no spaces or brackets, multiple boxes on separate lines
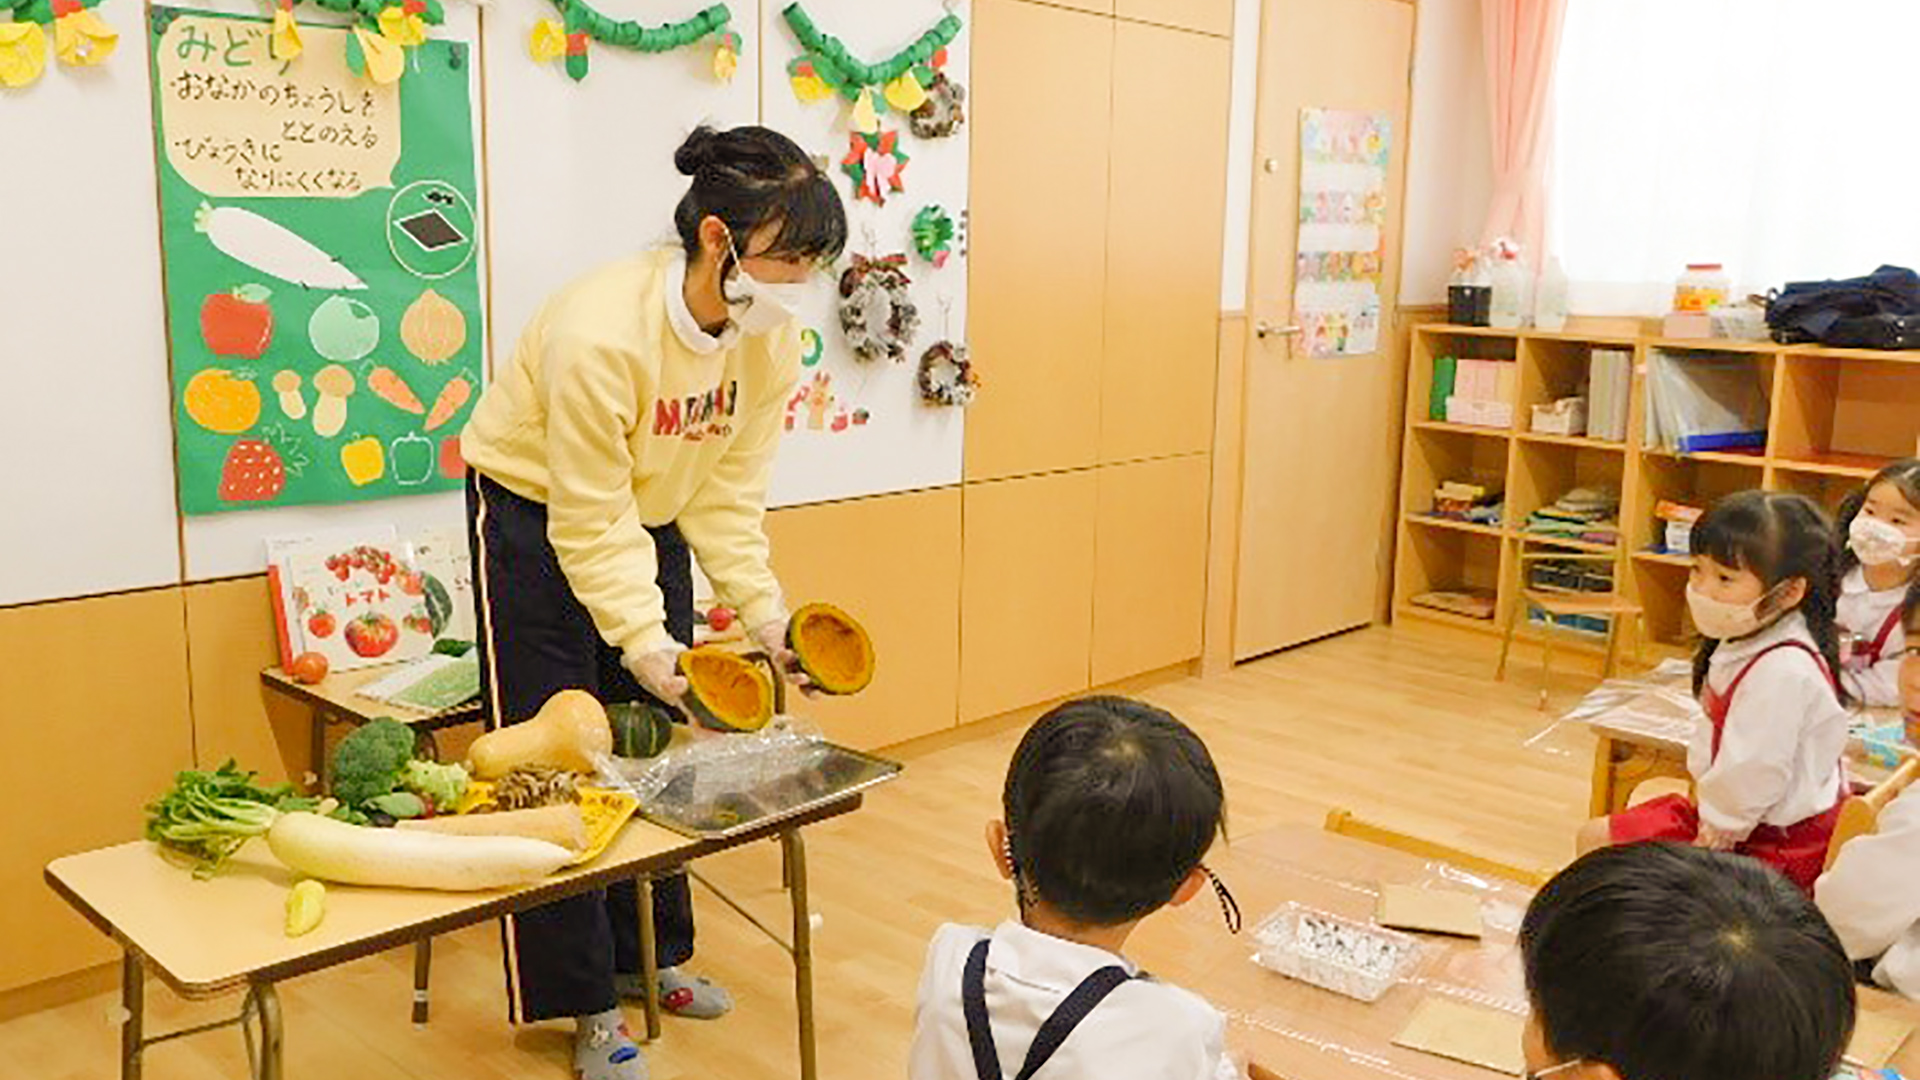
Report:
1835,460,1920,707
1577,490,1850,894
1817,584,1920,997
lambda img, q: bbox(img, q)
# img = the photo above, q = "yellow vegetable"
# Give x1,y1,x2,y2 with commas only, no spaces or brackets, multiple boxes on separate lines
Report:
467,689,613,780
341,436,384,486
285,879,326,937
185,369,262,435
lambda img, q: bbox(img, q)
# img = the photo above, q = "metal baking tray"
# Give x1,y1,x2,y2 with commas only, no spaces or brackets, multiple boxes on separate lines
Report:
635,740,903,840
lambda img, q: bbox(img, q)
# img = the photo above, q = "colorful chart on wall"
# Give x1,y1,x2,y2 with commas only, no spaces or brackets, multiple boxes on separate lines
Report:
759,0,969,508
1292,108,1389,358
150,7,484,515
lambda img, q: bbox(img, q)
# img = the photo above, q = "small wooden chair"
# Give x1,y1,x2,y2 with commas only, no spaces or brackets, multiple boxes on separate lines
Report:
1496,539,1646,709
1324,808,1552,888
1824,754,1920,872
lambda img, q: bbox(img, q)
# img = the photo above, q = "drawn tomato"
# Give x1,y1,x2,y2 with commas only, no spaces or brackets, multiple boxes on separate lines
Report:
344,613,399,658
307,610,337,639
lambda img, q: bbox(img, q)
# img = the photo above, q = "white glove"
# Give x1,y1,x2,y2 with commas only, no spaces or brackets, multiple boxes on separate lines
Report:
624,641,690,706
750,619,814,692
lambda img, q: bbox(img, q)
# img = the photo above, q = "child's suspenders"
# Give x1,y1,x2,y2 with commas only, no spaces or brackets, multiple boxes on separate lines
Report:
962,938,1139,1080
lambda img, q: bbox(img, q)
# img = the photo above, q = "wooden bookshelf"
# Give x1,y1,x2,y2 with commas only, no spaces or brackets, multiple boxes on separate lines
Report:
1395,324,1920,651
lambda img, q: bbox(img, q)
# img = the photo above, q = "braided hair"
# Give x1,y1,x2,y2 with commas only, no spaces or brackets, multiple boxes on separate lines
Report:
1690,490,1849,706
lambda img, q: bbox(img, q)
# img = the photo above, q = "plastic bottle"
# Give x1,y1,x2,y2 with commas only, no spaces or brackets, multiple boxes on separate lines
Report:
1489,254,1529,329
1534,257,1569,332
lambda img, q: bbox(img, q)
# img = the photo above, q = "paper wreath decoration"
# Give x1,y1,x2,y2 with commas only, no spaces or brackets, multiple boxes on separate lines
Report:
839,254,919,364
528,1,733,83
909,72,965,139
917,341,977,407
911,206,956,269
843,129,909,207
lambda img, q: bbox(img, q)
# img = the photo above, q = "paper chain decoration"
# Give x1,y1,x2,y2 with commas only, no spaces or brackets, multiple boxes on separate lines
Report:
783,2,960,134
529,2,734,83
911,205,955,268
0,0,116,88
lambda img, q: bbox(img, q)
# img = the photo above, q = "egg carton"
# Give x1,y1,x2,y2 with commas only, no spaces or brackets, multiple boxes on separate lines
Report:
1252,903,1420,1003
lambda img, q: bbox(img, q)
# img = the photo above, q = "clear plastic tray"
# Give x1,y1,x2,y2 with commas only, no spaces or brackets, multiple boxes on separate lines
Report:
1252,902,1421,1003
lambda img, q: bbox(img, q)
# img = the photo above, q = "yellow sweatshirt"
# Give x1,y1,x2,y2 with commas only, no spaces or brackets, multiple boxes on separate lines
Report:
462,248,799,658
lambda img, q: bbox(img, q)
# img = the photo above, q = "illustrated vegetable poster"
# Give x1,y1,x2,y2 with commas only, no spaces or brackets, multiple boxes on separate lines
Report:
150,7,484,515
1293,108,1389,358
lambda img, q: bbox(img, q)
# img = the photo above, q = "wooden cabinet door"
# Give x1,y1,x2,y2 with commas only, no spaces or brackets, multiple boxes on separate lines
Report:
768,489,962,749
1102,20,1231,463
967,0,1114,480
1234,0,1414,659
0,592,195,991
960,471,1099,722
1093,455,1211,683
1116,0,1234,36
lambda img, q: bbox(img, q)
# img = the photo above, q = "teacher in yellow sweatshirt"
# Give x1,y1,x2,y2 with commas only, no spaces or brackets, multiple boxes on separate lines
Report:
460,125,846,1080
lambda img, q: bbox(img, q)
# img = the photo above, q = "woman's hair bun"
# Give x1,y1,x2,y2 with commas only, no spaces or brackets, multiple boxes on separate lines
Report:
675,125,721,177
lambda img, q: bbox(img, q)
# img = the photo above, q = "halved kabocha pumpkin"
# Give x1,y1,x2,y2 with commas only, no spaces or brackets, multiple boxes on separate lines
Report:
786,603,875,695
677,647,776,732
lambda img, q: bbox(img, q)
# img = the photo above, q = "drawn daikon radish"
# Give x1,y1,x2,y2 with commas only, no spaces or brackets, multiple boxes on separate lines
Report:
194,202,367,291
273,370,307,421
312,365,356,438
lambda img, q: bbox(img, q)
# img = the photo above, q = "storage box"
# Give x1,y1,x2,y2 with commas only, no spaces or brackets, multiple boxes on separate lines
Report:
1530,397,1588,437
1253,903,1420,1003
1662,312,1713,339
1446,397,1514,429
1665,521,1693,554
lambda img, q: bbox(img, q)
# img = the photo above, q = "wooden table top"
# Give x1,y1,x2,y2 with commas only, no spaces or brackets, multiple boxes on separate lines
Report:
261,663,483,728
1565,663,1904,762
1128,825,1920,1080
45,795,860,999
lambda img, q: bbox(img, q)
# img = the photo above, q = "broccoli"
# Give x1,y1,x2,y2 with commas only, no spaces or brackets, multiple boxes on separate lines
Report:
330,718,418,808
401,758,470,812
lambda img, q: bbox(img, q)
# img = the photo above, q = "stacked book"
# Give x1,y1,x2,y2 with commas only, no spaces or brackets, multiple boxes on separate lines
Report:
1430,481,1504,527
1587,349,1633,442
1523,487,1620,548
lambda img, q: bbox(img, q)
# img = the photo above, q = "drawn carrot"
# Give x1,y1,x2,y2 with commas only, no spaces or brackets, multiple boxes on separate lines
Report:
425,376,473,432
368,366,426,415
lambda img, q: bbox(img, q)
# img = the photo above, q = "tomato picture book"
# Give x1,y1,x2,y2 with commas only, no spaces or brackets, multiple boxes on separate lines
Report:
283,538,436,673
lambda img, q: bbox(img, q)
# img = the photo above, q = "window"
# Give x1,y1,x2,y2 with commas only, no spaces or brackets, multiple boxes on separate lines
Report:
1550,0,1920,314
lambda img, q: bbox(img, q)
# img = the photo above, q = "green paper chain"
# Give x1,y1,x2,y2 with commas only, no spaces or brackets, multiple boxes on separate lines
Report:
557,1,728,51
5,0,108,25
286,0,446,30
782,2,959,93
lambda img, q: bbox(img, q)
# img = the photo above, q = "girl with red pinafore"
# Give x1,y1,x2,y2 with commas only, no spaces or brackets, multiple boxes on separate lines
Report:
1577,490,1851,892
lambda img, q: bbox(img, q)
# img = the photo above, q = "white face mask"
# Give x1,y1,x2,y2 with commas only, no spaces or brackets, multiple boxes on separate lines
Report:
1686,580,1783,641
723,231,808,335
1850,514,1919,567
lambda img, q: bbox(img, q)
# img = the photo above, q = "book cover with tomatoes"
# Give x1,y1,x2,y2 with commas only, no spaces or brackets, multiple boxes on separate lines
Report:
285,541,441,673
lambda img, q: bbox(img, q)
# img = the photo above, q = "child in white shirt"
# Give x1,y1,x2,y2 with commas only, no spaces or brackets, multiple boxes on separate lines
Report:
909,696,1242,1080
1817,584,1920,997
1577,490,1850,892
1835,459,1920,707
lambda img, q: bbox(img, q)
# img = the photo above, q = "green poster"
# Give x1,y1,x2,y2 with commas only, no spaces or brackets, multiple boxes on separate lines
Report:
150,7,484,515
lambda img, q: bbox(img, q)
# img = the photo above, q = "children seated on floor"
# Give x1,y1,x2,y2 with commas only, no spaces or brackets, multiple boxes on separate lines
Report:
1523,843,1856,1080
1818,583,1920,998
1577,490,1850,892
908,696,1241,1080
1835,460,1920,707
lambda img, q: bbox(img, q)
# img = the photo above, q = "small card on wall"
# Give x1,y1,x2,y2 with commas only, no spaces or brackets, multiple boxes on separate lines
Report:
1377,885,1484,939
1845,1010,1916,1069
1393,996,1526,1075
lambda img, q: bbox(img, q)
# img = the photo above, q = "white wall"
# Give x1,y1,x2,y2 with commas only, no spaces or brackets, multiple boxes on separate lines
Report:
1218,0,1493,311
1398,0,1492,306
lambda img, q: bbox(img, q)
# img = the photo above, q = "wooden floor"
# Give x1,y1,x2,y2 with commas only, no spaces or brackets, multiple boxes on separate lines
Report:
0,623,1597,1080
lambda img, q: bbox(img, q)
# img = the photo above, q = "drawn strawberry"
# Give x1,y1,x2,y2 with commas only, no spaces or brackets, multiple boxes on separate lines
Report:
218,427,306,503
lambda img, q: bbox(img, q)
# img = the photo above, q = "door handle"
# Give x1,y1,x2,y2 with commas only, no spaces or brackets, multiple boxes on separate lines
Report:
1255,322,1303,339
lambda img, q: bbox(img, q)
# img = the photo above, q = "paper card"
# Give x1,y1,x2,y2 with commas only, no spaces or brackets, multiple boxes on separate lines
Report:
1393,997,1527,1075
1377,885,1484,939
1845,1009,1916,1069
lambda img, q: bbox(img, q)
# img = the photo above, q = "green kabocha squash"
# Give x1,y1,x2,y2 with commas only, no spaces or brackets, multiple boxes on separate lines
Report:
607,701,675,758
786,603,875,695
678,648,776,732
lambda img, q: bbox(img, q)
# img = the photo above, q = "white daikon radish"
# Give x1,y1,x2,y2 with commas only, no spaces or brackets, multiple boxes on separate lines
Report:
397,805,589,853
266,812,572,891
194,203,368,291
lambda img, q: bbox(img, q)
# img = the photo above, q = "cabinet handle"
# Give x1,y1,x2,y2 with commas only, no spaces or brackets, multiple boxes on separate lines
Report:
1255,322,1303,339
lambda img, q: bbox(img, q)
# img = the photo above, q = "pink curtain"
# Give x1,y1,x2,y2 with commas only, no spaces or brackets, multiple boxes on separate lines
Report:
1480,0,1569,261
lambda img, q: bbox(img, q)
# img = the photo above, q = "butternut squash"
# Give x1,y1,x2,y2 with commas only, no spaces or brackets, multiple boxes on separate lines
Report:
467,689,612,779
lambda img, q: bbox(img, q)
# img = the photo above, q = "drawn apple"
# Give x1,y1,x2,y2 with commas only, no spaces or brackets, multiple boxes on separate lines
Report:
201,285,274,359
344,613,399,658
309,296,380,362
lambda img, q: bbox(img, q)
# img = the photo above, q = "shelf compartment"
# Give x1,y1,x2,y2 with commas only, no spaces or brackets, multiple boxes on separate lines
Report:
1402,425,1512,523
1510,437,1627,543
1771,353,1920,466
1394,517,1504,618
1630,555,1694,647
1626,452,1766,554
1518,431,1626,451
1410,329,1521,430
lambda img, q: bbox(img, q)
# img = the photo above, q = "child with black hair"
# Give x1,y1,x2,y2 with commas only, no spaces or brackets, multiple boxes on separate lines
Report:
1577,490,1850,892
1523,843,1856,1080
1835,459,1920,706
909,696,1242,1080
1817,583,1920,998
